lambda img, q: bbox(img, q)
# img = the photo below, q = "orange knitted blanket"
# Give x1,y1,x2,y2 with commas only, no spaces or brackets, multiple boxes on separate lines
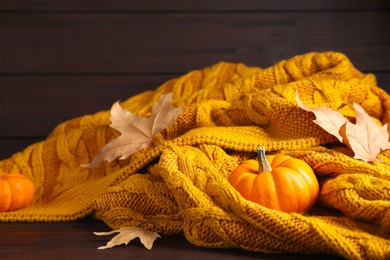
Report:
0,52,389,259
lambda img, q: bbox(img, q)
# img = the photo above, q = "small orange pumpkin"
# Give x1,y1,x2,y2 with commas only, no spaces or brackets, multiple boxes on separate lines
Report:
228,147,319,213
0,173,35,212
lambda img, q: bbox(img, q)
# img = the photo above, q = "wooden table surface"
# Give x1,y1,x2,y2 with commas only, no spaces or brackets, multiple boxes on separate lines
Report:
0,219,343,260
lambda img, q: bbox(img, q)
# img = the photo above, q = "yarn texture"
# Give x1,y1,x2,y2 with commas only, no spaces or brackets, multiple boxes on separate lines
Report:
1,52,390,259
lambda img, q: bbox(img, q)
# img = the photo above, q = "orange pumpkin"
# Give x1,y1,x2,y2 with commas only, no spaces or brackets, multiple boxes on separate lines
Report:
0,173,35,212
228,147,319,213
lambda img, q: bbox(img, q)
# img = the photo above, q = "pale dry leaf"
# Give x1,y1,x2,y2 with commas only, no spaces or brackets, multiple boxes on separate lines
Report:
296,91,390,162
82,92,184,168
340,103,390,162
296,92,347,142
94,227,161,250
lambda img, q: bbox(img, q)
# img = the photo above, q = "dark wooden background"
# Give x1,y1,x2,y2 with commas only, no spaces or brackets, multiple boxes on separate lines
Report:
0,1,389,159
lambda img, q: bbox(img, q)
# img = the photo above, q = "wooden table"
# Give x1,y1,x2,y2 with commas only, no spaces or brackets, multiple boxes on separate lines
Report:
0,219,342,260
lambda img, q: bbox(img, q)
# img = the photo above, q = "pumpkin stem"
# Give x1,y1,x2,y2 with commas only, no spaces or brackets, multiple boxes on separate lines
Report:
257,146,272,173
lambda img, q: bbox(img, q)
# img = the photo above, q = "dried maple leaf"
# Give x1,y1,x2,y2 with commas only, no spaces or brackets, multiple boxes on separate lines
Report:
94,227,161,250
339,103,390,162
296,92,390,162
82,92,184,168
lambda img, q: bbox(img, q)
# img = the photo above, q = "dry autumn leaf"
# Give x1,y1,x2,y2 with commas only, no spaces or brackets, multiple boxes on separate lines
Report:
82,92,184,168
296,92,390,162
340,103,390,162
94,227,161,250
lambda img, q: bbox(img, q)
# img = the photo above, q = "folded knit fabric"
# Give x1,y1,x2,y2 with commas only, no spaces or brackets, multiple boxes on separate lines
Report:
1,51,389,259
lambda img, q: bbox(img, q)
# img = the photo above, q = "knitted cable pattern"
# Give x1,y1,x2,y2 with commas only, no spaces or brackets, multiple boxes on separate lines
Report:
1,52,389,259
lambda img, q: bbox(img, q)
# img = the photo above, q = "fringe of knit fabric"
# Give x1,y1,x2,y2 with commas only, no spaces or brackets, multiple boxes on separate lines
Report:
1,52,389,259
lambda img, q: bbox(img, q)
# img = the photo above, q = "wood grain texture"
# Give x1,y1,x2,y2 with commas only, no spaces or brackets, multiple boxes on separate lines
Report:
1,12,389,74
0,75,175,137
0,0,388,11
0,221,343,260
